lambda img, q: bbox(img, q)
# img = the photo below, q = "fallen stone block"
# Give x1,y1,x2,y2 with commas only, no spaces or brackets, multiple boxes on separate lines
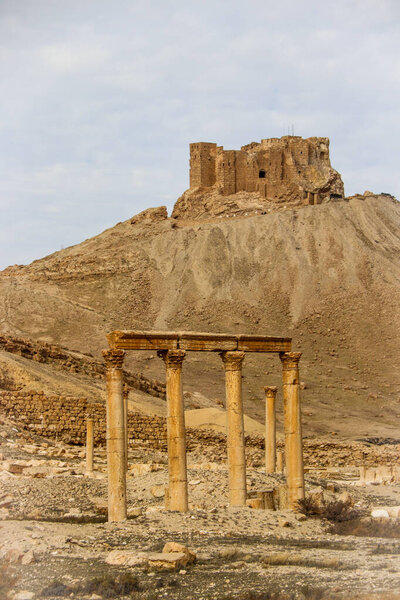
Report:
0,495,13,508
148,552,188,570
162,542,196,565
14,591,35,600
371,506,400,518
2,461,27,474
278,517,291,528
371,509,390,519
150,485,165,499
129,463,162,476
105,550,148,567
21,549,36,565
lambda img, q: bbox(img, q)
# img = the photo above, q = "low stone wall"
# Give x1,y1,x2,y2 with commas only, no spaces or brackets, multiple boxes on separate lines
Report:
1,390,399,467
0,390,167,449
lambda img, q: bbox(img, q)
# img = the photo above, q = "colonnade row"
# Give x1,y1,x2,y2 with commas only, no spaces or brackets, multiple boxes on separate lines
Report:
102,348,305,522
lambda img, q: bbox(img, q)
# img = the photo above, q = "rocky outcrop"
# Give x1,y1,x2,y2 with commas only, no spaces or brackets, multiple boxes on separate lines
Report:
130,206,168,225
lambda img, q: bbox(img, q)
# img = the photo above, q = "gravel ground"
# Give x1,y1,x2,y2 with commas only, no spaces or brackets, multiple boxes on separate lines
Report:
1,419,400,600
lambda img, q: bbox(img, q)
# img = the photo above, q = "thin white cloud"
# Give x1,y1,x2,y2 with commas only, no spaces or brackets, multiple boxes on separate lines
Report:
39,42,110,73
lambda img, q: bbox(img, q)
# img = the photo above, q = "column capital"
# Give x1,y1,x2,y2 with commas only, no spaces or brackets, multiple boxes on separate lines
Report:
157,349,186,369
220,350,245,371
102,348,125,369
263,386,278,398
279,351,302,370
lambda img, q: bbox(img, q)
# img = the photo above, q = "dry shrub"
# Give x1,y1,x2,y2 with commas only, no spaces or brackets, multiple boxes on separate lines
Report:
218,588,332,600
299,586,332,600
40,581,73,597
297,496,321,517
77,573,140,598
262,552,347,570
370,542,400,554
218,546,242,560
41,574,140,599
331,517,400,538
297,498,361,522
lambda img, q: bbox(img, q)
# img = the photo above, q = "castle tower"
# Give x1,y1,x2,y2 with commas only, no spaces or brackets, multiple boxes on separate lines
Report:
190,143,217,188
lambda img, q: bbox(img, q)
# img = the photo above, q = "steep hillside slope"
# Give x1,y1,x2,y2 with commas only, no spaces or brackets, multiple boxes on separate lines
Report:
1,194,399,439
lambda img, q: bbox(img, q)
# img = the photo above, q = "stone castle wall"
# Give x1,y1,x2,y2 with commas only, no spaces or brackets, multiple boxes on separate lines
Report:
189,136,344,204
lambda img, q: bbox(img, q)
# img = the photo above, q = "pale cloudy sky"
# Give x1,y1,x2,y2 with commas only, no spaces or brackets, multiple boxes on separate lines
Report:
0,0,399,269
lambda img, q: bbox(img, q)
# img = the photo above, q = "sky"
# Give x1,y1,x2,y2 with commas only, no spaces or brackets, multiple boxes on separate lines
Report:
0,0,399,269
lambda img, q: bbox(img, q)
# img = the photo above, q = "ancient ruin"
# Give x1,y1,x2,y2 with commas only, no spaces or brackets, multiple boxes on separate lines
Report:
189,136,344,202
172,136,345,220
0,143,399,598
103,330,304,521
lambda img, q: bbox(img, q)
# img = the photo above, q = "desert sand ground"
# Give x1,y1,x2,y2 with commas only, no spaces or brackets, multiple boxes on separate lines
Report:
1,415,400,600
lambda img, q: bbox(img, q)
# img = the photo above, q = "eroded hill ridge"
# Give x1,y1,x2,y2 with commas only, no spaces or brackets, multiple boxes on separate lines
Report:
0,137,399,439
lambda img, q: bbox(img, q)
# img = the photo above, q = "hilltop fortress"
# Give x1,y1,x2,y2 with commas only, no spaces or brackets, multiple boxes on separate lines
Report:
172,136,345,219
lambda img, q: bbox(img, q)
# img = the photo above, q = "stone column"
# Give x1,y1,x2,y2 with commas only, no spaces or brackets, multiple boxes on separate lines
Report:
279,352,304,509
220,351,247,506
103,349,127,522
123,384,129,473
158,350,188,512
86,417,94,473
276,450,284,473
263,386,277,474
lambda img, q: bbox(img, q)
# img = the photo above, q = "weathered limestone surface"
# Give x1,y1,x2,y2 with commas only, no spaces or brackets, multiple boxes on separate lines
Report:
123,384,129,472
86,418,94,472
130,205,168,226
103,349,126,521
0,390,167,447
159,350,188,512
280,352,305,509
276,450,284,473
264,386,277,474
107,330,291,353
221,351,247,506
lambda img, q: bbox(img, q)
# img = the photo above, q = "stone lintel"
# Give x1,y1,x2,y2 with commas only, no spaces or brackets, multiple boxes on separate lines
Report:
107,330,292,353
178,331,237,351
107,330,179,351
237,334,292,352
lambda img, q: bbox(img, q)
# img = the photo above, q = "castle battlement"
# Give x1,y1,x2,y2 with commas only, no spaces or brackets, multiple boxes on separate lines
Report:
189,136,344,205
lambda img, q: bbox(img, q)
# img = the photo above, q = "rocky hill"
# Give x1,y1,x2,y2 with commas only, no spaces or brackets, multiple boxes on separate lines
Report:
0,192,399,440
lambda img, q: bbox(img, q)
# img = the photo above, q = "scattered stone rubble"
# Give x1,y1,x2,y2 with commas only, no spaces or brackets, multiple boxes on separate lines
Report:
1,414,400,599
1,390,399,471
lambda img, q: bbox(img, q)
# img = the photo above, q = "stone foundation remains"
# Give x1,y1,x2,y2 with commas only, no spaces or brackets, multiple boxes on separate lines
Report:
1,390,399,470
0,390,166,448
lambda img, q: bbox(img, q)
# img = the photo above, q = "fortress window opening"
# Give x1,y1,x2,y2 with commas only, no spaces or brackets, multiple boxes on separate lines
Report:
259,169,266,178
